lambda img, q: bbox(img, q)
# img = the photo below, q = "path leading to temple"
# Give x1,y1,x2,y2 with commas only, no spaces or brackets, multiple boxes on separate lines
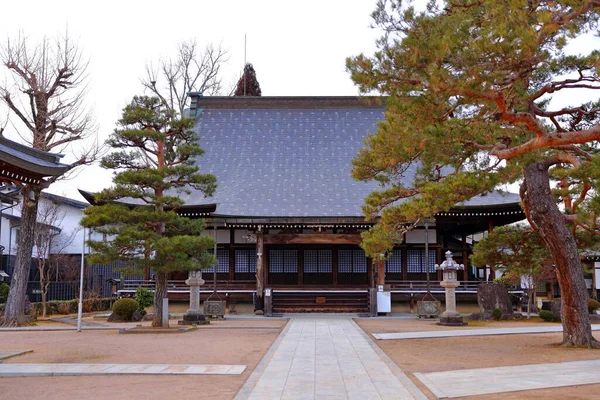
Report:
235,316,427,400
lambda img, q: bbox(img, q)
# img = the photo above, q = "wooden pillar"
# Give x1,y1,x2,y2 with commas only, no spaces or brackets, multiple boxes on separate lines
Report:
298,247,303,287
592,262,598,300
255,231,265,313
401,248,407,282
462,233,468,285
333,248,338,288
488,218,494,280
229,248,235,282
437,247,443,281
377,259,385,286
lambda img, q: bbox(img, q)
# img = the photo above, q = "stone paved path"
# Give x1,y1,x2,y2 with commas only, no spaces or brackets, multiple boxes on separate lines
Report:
0,363,246,377
415,359,600,398
373,323,600,340
236,317,427,400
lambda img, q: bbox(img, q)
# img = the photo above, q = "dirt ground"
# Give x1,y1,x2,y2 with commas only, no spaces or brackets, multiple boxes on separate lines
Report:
0,318,286,400
356,318,600,400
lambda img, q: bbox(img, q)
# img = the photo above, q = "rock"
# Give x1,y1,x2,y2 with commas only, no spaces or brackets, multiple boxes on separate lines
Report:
477,283,513,316
132,311,143,321
107,312,123,322
142,313,153,321
469,312,482,320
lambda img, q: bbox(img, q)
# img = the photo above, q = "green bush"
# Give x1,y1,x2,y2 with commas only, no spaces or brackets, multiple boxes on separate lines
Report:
0,282,9,302
492,308,502,321
588,298,600,314
134,287,153,316
539,310,555,322
112,298,139,321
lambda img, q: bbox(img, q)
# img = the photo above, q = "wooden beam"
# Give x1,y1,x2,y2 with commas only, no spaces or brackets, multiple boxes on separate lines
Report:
255,232,265,312
377,259,385,286
264,233,361,245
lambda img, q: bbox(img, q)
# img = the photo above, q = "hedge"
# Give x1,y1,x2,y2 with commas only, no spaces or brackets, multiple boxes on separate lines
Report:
0,298,115,316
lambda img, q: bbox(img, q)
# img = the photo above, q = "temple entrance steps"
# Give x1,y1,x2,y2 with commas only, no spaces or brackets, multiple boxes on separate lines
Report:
271,289,370,313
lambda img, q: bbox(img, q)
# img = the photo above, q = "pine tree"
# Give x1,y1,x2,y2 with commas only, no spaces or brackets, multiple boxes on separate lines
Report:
82,96,216,327
347,1,600,347
234,63,262,96
471,225,554,319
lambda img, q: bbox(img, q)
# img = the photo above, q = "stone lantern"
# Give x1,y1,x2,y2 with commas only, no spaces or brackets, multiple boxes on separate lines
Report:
180,270,209,325
435,251,467,326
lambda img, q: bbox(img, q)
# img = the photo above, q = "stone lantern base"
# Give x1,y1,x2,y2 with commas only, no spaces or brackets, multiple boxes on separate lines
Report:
179,312,210,325
438,311,467,326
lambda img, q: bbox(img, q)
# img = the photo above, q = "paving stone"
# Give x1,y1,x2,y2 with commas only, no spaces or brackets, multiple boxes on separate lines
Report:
0,363,245,376
236,317,425,399
415,359,600,398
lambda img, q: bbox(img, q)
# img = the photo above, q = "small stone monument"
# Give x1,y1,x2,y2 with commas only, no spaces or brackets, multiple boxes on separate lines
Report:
180,271,209,325
436,251,467,326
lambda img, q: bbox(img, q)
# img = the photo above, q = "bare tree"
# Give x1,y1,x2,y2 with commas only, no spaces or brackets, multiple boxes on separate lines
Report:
34,199,78,318
141,40,228,115
0,33,98,326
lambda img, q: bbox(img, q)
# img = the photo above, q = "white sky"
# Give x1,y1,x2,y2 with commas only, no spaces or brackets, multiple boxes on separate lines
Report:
0,0,382,200
0,1,597,201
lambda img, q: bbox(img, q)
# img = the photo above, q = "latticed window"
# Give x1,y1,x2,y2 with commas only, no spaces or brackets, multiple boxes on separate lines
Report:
204,248,230,273
338,249,367,273
304,249,332,273
235,249,256,273
384,250,402,273
406,249,436,273
269,249,298,273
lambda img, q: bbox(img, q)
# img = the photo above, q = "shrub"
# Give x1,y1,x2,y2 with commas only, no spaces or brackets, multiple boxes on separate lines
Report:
82,299,94,313
112,298,139,321
134,287,153,316
0,282,9,303
539,310,555,322
492,308,502,321
588,298,600,314
57,302,71,315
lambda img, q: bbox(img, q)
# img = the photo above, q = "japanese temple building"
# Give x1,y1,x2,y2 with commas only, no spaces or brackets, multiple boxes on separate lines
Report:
156,95,525,313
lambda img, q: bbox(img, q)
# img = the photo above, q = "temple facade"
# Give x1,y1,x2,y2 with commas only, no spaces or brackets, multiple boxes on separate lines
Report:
157,95,525,313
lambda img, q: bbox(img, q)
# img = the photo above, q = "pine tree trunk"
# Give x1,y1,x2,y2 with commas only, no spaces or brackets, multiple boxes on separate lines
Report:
152,271,168,327
1,188,40,327
524,163,598,347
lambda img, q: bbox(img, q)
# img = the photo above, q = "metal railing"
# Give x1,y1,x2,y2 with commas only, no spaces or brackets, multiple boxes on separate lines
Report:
117,279,517,294
119,279,256,293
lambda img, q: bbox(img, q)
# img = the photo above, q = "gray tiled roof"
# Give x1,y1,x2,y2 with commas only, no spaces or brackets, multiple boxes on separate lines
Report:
182,107,385,217
0,136,69,176
181,98,520,217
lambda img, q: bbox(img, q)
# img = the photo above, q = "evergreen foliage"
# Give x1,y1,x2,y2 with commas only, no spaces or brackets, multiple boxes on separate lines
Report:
234,63,262,96
112,298,139,321
347,0,600,347
82,95,217,327
472,225,555,318
134,287,154,316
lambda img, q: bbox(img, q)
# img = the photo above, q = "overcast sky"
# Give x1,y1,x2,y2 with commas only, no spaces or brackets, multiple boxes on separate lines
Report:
0,0,382,200
1,1,597,202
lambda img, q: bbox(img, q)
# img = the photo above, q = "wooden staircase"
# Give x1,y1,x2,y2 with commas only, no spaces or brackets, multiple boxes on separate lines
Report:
271,290,370,313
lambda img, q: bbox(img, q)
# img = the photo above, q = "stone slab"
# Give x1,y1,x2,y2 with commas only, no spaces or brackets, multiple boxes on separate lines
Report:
415,359,600,398
0,363,246,377
0,350,33,360
235,317,427,400
373,324,600,340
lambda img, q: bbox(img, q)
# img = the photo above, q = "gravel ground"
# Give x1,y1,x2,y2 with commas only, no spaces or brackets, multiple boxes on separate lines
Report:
356,318,600,399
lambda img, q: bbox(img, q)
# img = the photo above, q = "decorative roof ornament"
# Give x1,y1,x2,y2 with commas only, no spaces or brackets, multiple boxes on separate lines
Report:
435,251,464,271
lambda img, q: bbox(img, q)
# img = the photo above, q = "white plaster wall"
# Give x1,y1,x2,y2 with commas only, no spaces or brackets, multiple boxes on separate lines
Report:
201,229,230,244
0,195,97,260
405,229,437,244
